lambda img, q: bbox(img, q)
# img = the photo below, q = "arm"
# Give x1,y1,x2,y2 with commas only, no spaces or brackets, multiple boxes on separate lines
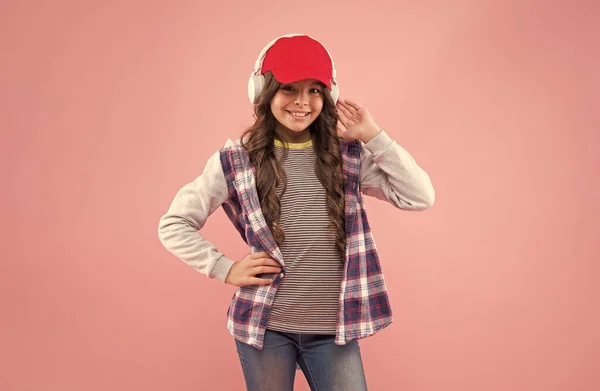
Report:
336,98,435,210
157,147,234,282
360,129,435,210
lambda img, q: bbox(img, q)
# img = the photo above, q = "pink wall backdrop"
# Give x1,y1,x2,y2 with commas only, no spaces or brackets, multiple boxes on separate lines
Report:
1,0,598,390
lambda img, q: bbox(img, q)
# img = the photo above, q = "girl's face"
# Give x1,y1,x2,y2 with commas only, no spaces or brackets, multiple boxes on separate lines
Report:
270,78,324,143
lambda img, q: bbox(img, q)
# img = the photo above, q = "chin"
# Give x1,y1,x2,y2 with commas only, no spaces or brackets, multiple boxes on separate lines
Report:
287,125,311,132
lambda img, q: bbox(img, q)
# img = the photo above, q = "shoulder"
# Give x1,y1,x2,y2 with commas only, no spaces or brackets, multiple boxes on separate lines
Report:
217,138,252,177
218,138,249,159
220,138,244,151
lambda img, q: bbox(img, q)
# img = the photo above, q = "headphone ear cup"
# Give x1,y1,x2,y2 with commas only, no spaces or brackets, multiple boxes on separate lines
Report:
247,75,255,104
330,83,339,104
248,74,265,104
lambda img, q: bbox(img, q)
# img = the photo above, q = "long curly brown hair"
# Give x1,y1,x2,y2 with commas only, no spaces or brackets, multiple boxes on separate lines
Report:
240,71,346,255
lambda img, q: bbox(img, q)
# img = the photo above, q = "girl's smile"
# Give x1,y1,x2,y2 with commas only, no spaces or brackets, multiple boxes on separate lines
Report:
270,79,324,142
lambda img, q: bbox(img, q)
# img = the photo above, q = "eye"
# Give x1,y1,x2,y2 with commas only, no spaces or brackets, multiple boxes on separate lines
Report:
281,85,294,92
310,88,323,94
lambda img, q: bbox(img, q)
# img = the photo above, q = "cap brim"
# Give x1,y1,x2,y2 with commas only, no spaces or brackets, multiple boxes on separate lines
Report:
270,68,332,90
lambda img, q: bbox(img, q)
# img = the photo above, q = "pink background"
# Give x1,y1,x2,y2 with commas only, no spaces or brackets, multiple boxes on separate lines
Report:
1,0,598,390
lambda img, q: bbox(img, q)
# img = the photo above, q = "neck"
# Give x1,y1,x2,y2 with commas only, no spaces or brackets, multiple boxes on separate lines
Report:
275,125,312,143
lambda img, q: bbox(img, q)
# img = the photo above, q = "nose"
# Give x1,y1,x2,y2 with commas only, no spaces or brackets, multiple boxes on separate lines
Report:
294,90,309,106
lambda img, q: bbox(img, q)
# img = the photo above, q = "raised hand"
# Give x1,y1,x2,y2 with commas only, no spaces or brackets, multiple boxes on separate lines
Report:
336,98,382,143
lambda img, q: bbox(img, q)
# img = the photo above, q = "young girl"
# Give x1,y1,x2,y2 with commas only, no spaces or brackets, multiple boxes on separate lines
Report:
158,34,435,391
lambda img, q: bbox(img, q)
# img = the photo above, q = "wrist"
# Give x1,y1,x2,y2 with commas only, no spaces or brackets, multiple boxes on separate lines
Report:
360,126,382,143
211,255,235,283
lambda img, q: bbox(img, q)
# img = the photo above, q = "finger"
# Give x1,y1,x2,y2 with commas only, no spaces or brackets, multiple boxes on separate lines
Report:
251,266,282,275
337,111,349,128
252,257,280,267
343,98,362,111
337,99,356,112
246,277,274,286
336,102,353,120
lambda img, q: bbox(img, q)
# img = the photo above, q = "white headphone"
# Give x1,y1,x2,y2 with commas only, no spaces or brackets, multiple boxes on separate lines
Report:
247,33,339,105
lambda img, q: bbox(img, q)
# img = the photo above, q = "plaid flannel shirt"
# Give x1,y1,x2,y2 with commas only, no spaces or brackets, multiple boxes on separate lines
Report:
219,139,393,349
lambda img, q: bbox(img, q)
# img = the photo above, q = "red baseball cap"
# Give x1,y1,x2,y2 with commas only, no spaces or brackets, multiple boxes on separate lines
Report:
261,35,333,90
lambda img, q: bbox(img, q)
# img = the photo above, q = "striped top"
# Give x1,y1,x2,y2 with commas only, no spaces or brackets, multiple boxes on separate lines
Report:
266,139,344,334
159,129,435,349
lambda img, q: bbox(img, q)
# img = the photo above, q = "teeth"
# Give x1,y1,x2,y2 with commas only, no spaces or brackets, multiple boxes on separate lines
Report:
289,111,309,117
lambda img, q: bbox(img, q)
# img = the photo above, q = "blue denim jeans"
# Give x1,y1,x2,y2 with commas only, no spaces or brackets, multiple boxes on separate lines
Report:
234,329,368,391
